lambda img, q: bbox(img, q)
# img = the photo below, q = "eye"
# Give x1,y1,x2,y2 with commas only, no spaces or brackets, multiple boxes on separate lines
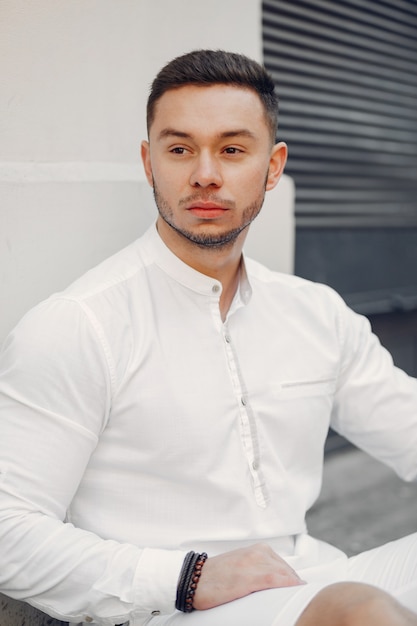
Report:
223,146,243,155
170,146,188,155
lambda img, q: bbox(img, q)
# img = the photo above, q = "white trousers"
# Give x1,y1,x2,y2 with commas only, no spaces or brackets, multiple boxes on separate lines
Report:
145,533,417,626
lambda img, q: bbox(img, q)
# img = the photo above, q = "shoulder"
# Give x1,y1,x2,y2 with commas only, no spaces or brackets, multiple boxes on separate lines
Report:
243,255,362,347
60,236,150,303
245,256,345,307
1,227,158,364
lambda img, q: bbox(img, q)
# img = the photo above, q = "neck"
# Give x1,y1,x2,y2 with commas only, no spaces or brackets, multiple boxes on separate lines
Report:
156,217,246,320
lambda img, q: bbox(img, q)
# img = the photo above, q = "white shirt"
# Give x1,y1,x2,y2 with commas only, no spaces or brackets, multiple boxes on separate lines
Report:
0,224,416,625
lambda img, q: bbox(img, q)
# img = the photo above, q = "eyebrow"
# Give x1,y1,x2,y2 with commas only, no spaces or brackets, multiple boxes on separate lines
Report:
157,128,257,141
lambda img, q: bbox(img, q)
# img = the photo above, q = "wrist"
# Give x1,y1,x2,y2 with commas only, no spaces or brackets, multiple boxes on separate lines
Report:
176,551,208,612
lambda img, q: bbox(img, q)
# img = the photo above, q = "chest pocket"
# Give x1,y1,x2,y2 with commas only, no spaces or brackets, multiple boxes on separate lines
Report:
278,377,337,400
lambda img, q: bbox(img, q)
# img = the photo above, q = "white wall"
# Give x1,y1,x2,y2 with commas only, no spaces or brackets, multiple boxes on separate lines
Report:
0,0,294,343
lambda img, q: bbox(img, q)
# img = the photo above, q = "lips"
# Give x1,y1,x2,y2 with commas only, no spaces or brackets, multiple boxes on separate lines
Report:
186,202,229,219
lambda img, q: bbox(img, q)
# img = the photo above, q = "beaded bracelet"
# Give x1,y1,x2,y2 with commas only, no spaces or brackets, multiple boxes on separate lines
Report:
176,551,208,612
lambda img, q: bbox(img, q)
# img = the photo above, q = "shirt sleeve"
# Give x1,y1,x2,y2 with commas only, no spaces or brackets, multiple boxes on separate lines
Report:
0,297,185,625
331,291,417,482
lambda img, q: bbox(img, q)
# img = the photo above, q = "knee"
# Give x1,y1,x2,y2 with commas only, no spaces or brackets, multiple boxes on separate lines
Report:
296,582,413,626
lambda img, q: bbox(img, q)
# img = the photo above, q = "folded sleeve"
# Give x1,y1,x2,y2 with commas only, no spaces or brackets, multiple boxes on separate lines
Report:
0,297,184,624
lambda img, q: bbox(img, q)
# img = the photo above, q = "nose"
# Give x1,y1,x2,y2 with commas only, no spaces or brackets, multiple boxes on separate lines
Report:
189,152,223,188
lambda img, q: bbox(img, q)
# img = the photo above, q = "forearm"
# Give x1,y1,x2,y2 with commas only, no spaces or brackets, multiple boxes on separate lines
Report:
0,411,185,623
0,370,184,621
0,502,185,623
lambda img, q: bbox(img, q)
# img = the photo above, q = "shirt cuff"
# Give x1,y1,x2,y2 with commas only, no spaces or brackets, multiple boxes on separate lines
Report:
133,548,186,616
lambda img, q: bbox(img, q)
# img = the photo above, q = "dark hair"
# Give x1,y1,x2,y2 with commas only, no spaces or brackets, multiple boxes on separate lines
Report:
146,49,278,141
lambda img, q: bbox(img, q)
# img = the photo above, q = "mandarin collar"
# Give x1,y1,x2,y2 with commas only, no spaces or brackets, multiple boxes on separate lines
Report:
141,223,252,304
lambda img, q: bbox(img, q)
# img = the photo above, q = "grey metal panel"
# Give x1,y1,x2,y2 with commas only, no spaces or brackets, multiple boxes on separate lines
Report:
262,0,417,229
262,0,417,311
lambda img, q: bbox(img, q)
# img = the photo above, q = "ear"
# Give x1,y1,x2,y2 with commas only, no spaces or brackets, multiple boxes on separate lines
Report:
265,141,288,191
141,140,154,187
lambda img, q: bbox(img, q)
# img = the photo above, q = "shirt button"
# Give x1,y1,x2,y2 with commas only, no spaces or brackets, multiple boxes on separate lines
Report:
151,610,161,616
225,334,231,343
212,284,220,293
252,460,259,470
241,397,247,406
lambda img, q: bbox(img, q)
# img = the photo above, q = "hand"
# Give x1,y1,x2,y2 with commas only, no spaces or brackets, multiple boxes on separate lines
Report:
193,543,305,610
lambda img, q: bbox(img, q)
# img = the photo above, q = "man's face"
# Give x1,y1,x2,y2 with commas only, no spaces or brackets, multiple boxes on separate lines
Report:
141,84,286,253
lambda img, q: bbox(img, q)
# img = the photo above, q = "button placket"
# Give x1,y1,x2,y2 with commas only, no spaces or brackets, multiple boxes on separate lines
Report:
222,324,268,508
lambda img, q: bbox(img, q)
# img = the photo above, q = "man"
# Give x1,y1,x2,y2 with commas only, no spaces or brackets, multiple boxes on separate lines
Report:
0,49,416,626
